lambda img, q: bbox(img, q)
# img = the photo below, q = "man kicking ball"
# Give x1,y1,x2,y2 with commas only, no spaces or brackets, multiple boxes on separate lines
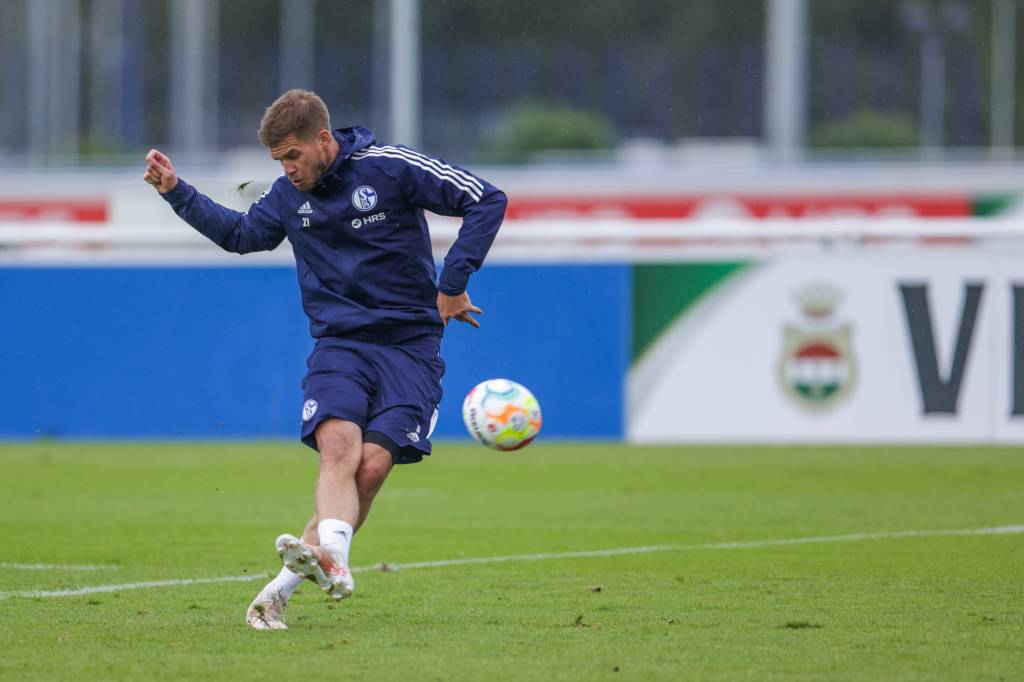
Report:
143,89,507,629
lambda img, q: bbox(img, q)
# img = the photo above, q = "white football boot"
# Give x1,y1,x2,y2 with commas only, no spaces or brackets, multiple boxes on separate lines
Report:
315,542,356,600
245,588,288,631
275,534,354,601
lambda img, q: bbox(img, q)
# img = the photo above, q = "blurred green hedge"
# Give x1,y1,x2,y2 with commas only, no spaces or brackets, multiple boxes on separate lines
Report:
810,108,918,148
488,102,616,162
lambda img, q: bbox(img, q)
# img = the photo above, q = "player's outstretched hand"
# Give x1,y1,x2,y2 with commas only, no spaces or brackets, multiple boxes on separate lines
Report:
437,291,482,328
143,149,179,194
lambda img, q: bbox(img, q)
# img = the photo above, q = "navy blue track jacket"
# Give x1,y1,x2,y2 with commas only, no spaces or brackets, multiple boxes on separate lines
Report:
161,127,507,343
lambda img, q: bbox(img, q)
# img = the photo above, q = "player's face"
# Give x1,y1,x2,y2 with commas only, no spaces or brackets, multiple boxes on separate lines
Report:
269,132,331,193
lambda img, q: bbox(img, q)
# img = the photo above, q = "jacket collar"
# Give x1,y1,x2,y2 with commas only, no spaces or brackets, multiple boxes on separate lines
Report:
315,127,376,192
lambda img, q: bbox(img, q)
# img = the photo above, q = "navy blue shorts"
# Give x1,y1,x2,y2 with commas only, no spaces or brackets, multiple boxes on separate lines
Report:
299,333,444,464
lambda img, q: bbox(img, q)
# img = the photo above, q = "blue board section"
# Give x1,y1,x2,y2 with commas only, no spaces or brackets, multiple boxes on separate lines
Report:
437,264,630,440
0,265,628,441
0,268,311,439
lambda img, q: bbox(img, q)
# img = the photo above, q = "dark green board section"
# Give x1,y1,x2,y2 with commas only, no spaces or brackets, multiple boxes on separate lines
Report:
972,194,1019,217
632,262,748,364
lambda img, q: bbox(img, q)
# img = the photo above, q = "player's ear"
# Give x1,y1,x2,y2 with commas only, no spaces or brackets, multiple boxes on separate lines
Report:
316,129,331,148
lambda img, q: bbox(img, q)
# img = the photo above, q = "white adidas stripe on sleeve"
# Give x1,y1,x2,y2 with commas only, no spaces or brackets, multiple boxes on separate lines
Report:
351,147,483,201
352,147,483,200
370,145,484,194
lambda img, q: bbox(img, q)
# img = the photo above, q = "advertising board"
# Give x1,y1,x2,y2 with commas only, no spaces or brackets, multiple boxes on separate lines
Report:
630,254,1024,442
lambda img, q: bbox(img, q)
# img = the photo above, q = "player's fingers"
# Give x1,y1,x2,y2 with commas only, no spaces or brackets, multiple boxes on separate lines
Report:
456,311,481,328
147,151,173,173
468,305,483,315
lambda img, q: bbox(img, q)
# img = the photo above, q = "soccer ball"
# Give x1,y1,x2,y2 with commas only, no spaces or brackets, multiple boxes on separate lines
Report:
462,378,542,450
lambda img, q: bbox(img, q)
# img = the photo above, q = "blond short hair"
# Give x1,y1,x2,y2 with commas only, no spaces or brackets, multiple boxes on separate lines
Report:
258,89,331,147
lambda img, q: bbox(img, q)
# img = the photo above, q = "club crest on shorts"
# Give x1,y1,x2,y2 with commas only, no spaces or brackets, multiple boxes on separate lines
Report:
351,185,378,212
302,399,318,422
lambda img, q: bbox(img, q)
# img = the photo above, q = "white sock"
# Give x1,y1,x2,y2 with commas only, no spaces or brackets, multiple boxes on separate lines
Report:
317,518,354,566
265,566,303,600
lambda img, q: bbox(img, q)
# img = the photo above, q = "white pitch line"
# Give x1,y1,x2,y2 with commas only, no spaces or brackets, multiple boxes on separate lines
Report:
382,524,1024,570
0,562,119,572
1,575,261,600
2,524,1021,601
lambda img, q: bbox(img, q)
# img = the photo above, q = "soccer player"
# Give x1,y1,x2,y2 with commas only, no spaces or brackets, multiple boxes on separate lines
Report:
143,89,507,630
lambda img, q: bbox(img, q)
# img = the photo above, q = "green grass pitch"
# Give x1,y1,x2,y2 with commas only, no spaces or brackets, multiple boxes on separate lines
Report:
1,442,1022,681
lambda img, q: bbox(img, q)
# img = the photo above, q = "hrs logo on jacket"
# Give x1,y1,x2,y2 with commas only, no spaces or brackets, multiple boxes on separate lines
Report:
352,185,378,211
352,212,386,229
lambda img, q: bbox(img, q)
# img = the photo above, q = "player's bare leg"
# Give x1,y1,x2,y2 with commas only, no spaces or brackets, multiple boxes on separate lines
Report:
354,443,394,530
301,514,319,544
273,420,359,599
314,419,364,523
280,436,394,588
278,418,381,600
248,433,395,627
292,444,390,543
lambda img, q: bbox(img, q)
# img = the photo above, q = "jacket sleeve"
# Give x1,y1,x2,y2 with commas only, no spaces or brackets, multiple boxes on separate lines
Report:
160,179,287,254
390,147,508,295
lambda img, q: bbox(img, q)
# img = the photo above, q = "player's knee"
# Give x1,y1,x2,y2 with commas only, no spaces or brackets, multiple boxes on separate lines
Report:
357,445,392,492
316,420,362,467
319,441,360,469
358,454,390,488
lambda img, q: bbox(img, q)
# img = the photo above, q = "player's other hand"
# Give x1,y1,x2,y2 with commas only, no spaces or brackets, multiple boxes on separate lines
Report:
437,291,482,328
143,149,179,194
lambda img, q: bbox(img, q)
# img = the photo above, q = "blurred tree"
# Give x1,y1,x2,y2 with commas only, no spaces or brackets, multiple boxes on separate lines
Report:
808,0,1012,148
487,101,615,162
420,0,765,156
3,0,1018,158
810,108,918,148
